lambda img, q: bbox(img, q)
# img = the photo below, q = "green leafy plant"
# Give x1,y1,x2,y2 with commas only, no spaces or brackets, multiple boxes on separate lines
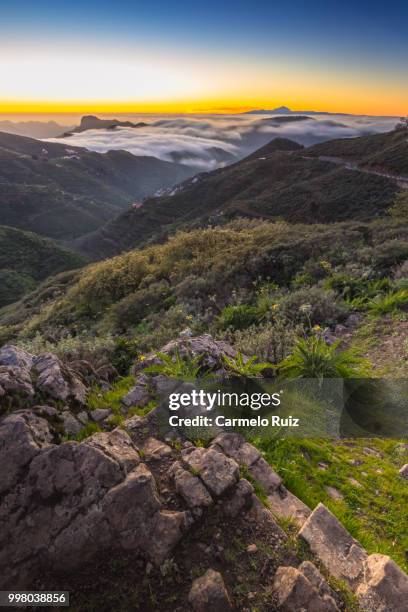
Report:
110,336,139,375
144,349,203,380
218,304,260,331
366,289,408,315
278,336,371,380
223,351,272,378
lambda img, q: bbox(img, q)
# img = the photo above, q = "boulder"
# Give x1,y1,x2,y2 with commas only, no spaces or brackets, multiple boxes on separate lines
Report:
33,353,87,404
0,365,35,399
247,456,282,493
181,447,239,496
356,554,408,612
134,333,239,377
90,408,112,422
299,503,367,588
61,411,83,436
273,566,339,611
0,345,34,370
0,414,186,589
122,381,150,409
188,569,232,612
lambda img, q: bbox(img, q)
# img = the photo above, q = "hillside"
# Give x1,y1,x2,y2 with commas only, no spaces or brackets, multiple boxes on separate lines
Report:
0,225,85,307
0,131,195,240
75,130,406,259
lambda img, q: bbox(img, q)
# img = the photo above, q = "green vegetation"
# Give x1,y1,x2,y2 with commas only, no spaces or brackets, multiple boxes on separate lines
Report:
0,225,84,307
223,352,272,378
0,131,194,242
254,437,408,573
144,350,204,380
367,288,408,315
77,129,407,260
278,336,371,380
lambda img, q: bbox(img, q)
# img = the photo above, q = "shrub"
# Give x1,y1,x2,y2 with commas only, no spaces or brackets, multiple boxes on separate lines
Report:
278,336,371,380
279,287,348,326
110,337,139,375
367,289,408,315
227,320,299,364
218,304,259,331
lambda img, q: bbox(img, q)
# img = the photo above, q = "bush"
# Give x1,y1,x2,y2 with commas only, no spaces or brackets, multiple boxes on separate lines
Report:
227,320,299,365
279,287,348,326
110,337,139,375
218,304,260,331
278,336,371,380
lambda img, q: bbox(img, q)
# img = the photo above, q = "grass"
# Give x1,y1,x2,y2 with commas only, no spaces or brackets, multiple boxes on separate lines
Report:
86,375,135,418
253,436,408,573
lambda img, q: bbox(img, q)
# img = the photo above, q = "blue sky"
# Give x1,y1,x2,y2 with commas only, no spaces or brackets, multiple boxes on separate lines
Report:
1,0,407,114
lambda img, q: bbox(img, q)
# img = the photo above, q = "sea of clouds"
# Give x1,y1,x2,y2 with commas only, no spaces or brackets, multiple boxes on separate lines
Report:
46,113,399,171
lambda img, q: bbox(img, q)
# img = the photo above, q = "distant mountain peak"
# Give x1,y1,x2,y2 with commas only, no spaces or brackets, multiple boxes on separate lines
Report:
271,105,292,114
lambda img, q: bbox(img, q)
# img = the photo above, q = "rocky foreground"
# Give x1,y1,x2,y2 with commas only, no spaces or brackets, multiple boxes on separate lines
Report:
1,338,408,611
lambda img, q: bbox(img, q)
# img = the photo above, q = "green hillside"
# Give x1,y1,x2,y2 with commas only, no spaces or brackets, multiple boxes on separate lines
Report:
0,131,195,240
75,130,406,260
0,225,85,307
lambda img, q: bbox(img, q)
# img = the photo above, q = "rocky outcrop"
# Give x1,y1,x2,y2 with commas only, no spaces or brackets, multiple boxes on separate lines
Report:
188,569,232,612
273,565,339,611
0,345,87,407
299,503,368,587
299,503,408,611
0,413,188,588
134,332,238,377
122,332,241,410
1,402,408,609
356,553,408,612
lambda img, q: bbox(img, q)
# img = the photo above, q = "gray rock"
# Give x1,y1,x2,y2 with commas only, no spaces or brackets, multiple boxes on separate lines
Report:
325,486,344,501
247,456,282,493
90,408,112,422
0,418,187,588
0,411,54,496
273,566,339,611
122,382,150,408
299,503,367,588
142,437,172,460
0,365,35,399
32,405,59,418
181,447,239,497
356,553,408,612
33,352,86,404
299,561,338,601
0,345,34,370
171,462,213,508
77,410,89,424
222,478,254,518
398,464,408,480
210,433,261,467
61,411,83,436
267,486,311,526
85,428,140,474
188,569,232,612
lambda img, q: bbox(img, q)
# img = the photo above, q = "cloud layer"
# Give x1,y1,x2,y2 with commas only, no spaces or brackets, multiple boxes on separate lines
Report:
47,113,399,171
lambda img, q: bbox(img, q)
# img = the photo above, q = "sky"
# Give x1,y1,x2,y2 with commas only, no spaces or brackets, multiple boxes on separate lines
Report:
0,0,407,116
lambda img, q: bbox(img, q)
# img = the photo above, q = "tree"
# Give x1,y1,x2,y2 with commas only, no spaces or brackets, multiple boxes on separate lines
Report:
396,116,408,131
